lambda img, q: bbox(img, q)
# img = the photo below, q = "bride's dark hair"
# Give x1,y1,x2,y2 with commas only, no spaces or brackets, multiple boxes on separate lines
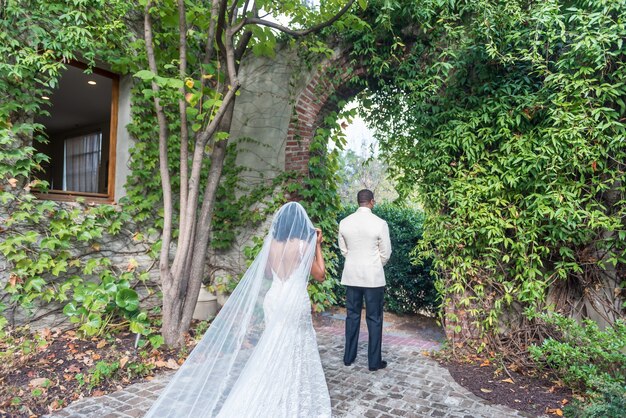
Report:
273,202,314,242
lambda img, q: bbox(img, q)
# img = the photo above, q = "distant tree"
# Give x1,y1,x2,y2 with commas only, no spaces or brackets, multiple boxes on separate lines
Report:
337,148,398,205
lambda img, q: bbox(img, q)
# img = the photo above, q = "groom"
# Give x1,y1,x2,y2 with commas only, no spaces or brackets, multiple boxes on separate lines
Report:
338,189,392,371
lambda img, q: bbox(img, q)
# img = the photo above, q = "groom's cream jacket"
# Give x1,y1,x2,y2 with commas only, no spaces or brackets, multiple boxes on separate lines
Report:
338,207,392,288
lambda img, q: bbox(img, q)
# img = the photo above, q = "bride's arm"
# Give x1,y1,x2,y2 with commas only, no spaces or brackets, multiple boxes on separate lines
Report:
310,228,325,282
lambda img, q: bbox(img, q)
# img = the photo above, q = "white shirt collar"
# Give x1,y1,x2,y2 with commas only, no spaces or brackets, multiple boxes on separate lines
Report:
356,207,372,213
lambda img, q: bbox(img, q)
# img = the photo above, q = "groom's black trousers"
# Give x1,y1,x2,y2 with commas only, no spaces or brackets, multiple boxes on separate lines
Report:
344,285,384,368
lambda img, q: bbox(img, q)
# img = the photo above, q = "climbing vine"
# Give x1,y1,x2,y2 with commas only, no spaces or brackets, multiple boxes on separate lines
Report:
0,1,162,339
347,0,626,360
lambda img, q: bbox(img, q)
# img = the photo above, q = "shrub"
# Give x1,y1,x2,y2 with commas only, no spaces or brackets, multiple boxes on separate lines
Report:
564,381,626,418
333,204,437,315
529,314,626,392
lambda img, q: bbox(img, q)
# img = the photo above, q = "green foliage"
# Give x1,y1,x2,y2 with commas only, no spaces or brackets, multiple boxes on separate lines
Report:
564,381,626,418
336,149,399,205
87,360,120,389
295,105,353,312
0,0,131,185
0,193,153,337
208,275,240,294
348,0,626,344
529,314,626,392
333,204,436,314
81,356,155,388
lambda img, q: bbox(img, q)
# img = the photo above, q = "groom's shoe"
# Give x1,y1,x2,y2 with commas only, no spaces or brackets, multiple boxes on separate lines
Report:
343,361,354,366
368,360,388,372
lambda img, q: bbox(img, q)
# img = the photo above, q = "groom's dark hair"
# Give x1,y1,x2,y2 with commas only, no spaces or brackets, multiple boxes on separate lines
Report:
357,189,374,206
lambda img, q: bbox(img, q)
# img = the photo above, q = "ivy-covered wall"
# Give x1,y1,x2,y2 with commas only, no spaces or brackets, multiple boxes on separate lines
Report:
1,34,350,331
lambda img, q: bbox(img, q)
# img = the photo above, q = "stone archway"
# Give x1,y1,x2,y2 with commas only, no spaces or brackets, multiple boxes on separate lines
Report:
279,51,467,345
284,53,366,175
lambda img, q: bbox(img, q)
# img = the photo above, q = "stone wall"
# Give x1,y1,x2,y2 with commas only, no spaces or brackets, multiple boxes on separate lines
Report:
1,43,366,328
0,200,157,329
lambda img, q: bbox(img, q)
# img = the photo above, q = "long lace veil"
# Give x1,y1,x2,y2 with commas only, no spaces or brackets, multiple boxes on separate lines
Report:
144,202,325,417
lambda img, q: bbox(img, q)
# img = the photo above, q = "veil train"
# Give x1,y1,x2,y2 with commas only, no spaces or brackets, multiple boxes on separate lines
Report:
144,202,331,418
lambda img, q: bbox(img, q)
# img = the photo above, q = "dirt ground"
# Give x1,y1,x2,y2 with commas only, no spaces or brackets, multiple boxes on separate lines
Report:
1,309,571,417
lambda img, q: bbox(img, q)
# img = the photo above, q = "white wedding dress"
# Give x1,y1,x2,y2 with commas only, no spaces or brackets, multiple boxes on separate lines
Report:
216,271,330,417
144,202,331,418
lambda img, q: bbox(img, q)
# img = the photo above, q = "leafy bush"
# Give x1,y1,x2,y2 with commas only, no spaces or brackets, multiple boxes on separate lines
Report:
564,381,626,418
333,204,436,314
349,0,626,353
529,314,626,392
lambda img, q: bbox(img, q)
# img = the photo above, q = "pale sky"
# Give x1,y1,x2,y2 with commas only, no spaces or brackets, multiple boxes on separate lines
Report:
330,100,379,158
343,114,378,157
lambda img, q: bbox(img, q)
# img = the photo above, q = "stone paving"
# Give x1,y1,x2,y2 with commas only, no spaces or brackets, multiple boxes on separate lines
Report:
45,313,539,418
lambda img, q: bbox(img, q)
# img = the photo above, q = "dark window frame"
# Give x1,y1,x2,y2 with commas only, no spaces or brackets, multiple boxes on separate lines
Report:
35,60,119,204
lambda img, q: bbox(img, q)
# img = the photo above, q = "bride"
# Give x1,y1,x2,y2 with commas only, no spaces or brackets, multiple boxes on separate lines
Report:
144,202,330,417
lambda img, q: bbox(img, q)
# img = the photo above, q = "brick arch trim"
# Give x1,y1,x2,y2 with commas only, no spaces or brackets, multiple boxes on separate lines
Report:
284,55,366,175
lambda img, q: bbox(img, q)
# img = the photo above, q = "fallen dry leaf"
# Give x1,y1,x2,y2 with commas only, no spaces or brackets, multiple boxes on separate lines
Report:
119,356,129,369
96,340,107,349
28,378,49,388
47,400,63,412
501,378,515,384
8,273,20,287
508,363,521,372
165,359,179,370
92,390,105,397
546,407,563,416
67,364,81,373
480,388,493,393
479,359,490,367
561,399,569,405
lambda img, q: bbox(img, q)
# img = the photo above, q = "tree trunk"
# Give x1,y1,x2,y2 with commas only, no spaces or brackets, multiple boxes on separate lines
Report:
160,100,235,347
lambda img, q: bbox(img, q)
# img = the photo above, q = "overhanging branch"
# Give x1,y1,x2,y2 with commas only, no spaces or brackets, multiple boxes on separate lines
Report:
239,0,356,37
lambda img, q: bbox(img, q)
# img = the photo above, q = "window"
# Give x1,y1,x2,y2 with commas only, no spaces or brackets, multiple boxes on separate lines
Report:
34,62,119,202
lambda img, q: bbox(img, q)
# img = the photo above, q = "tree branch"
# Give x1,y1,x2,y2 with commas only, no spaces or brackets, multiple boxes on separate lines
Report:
201,0,221,85
178,0,190,222
144,2,173,284
234,30,253,62
228,0,238,25
239,0,356,37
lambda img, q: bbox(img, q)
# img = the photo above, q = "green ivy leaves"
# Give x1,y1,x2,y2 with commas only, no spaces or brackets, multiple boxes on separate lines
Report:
115,288,140,312
344,0,626,344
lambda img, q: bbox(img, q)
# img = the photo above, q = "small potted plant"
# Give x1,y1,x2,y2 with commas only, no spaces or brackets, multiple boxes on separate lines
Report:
192,280,218,321
209,275,240,308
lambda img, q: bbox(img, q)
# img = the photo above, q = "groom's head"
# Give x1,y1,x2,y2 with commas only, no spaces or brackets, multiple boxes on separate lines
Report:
357,189,375,208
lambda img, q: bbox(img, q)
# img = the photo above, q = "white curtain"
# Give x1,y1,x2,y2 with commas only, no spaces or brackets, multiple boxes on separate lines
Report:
64,132,102,193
